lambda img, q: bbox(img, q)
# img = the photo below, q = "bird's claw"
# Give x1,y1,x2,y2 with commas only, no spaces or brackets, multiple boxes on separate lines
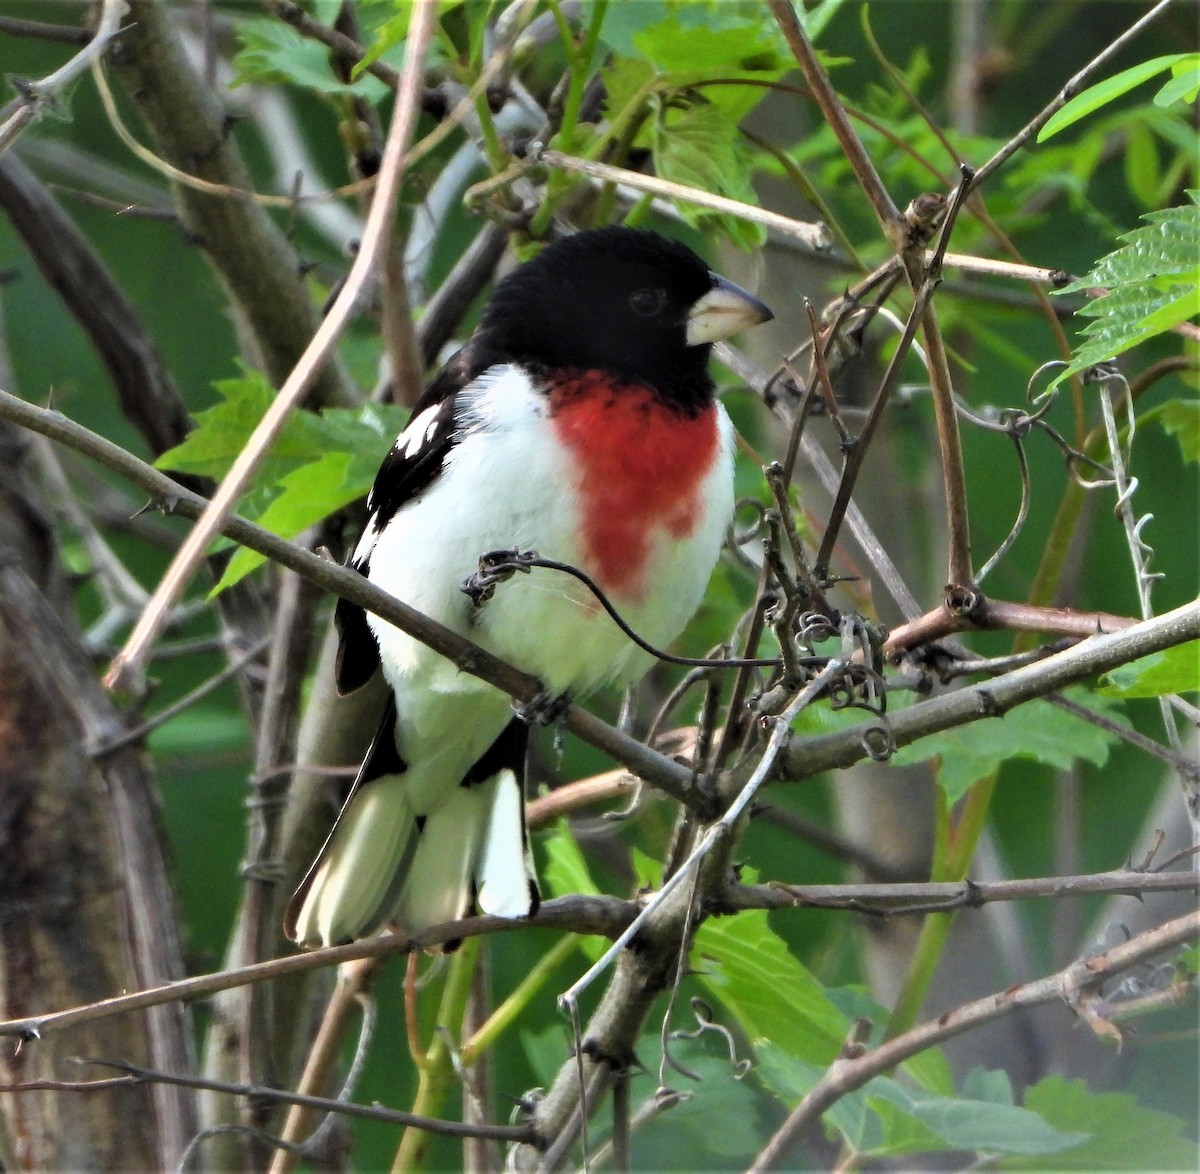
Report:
516,689,572,727
462,547,540,607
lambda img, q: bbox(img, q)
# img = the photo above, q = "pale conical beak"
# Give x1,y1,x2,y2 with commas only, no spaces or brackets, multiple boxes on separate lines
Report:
685,273,774,346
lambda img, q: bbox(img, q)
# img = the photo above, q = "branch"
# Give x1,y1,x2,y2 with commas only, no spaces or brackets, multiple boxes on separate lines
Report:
968,0,1177,193
724,864,1200,918
777,600,1200,783
749,908,1200,1170
0,0,128,155
534,148,830,252
767,0,903,247
883,596,1137,657
0,895,635,1043
71,1059,533,1142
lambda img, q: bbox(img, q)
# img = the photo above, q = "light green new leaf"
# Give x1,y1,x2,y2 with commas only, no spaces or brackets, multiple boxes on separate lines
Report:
652,100,767,248
892,688,1127,804
1155,63,1200,108
1098,641,1200,698
212,451,355,593
1002,1076,1197,1170
541,822,602,901
159,373,405,593
540,823,606,960
1037,54,1191,142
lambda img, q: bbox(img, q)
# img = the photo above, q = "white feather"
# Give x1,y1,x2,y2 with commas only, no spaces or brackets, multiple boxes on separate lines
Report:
475,769,536,917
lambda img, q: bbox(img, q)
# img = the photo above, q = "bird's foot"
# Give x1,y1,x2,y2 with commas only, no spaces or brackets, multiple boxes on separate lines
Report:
462,547,540,607
516,689,572,727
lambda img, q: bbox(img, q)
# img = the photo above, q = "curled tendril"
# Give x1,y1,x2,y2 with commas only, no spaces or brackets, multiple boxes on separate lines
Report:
668,998,752,1080
860,721,897,762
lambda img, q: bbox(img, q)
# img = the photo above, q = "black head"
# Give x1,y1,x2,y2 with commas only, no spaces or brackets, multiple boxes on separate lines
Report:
473,227,770,410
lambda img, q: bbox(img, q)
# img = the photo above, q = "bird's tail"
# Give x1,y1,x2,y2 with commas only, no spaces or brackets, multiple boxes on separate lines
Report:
286,717,539,948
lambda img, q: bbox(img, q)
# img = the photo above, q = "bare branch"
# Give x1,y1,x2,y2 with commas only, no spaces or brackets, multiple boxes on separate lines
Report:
77,1058,534,1142
724,865,1200,917
0,0,128,155
0,895,636,1044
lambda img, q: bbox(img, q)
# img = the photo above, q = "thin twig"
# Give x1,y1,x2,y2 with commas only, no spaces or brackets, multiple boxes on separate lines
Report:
767,0,903,247
726,865,1200,917
0,895,637,1043
0,0,128,156
968,0,1177,193
77,1058,532,1142
534,148,830,252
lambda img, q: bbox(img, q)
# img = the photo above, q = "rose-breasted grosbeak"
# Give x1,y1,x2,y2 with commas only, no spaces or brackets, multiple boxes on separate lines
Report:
286,227,772,948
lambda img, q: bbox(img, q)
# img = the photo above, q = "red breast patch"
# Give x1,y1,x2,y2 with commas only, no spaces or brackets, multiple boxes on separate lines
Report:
548,372,720,599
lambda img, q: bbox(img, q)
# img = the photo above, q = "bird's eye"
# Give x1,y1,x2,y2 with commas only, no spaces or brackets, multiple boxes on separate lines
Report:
629,287,667,316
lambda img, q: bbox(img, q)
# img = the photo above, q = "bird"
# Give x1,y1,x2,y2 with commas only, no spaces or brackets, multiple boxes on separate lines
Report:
286,226,772,949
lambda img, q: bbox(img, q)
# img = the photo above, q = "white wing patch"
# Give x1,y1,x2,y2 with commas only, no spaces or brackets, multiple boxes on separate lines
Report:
394,402,445,458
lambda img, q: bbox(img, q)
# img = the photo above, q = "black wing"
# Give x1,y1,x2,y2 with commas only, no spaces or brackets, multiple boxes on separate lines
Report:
333,345,485,695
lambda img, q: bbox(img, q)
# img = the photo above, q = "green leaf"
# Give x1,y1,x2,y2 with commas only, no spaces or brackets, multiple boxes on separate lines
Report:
693,909,849,1063
147,704,250,756
158,373,405,590
756,1047,1085,1159
1052,196,1200,381
1098,641,1200,698
960,1066,1015,1105
352,8,409,81
156,372,277,481
1155,57,1200,108
1144,398,1200,465
232,18,387,98
634,1044,766,1163
1002,1076,1197,1170
892,688,1128,803
540,825,604,960
1038,55,1190,142
869,1080,1086,1157
652,99,767,248
213,450,356,592
1124,121,1161,209
541,822,602,899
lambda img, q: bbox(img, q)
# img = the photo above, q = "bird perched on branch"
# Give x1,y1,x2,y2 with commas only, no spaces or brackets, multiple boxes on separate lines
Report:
287,227,772,949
